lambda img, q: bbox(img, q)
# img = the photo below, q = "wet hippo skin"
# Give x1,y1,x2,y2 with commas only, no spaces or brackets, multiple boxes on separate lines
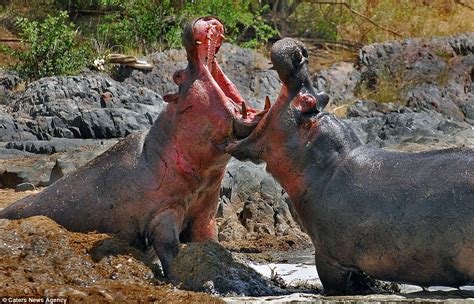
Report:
227,38,474,294
0,17,263,277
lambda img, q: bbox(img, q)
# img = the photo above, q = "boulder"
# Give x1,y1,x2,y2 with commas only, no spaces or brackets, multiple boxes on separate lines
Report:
345,100,474,149
217,158,307,243
313,62,361,106
358,33,474,121
0,139,117,187
169,242,285,296
3,73,165,140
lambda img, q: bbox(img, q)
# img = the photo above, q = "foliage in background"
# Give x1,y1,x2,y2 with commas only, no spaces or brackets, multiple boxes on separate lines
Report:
0,0,472,80
0,11,92,80
287,0,473,43
93,0,276,53
291,1,352,41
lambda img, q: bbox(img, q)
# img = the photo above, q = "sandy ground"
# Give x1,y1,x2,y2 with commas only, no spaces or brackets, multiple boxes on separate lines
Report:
0,188,40,209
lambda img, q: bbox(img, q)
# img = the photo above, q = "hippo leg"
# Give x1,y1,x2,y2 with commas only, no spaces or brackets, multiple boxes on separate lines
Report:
316,257,377,295
316,258,351,294
149,209,184,277
189,190,220,242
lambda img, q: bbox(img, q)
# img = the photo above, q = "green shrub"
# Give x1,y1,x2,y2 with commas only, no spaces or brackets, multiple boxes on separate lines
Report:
293,2,352,41
97,0,276,53
0,11,92,80
176,0,276,49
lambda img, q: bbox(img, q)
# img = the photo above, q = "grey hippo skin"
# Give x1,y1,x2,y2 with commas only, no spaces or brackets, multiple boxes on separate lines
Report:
227,37,474,294
0,17,261,276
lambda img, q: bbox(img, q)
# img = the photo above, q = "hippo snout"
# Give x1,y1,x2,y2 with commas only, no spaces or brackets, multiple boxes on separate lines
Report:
316,92,330,111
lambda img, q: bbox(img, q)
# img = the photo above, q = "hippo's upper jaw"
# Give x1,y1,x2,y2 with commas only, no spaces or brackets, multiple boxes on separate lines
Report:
164,16,264,150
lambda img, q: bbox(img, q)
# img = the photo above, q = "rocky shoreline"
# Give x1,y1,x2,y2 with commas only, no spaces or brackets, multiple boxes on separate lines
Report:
0,33,473,301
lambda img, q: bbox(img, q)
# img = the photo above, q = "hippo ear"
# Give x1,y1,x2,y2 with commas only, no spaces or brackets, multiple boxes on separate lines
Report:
316,92,330,111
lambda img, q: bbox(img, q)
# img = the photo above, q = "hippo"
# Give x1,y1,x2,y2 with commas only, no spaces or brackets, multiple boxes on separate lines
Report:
227,38,474,294
0,17,263,276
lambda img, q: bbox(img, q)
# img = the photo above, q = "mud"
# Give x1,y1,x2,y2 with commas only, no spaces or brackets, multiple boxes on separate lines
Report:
0,216,221,303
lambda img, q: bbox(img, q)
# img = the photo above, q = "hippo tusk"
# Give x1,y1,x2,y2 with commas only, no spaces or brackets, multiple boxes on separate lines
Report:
220,34,226,40
255,97,271,117
195,40,202,45
241,100,248,119
264,96,271,111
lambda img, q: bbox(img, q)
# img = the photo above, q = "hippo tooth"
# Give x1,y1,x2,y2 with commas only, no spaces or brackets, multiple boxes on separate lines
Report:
220,34,226,40
264,96,271,111
241,101,248,119
195,40,202,45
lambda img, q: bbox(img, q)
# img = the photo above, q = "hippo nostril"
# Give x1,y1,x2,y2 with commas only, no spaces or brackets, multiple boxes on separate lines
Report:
300,96,316,109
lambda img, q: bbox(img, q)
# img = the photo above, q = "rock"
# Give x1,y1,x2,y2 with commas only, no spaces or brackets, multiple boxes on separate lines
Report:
3,73,165,140
169,242,285,296
0,112,36,142
0,139,117,187
345,100,474,149
0,70,21,105
0,69,21,93
15,182,35,192
5,138,118,155
0,143,36,160
217,158,307,244
358,33,474,122
313,62,361,106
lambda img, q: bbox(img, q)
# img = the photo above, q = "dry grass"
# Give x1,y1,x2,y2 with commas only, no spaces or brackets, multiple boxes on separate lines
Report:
355,68,409,104
0,188,40,209
339,0,474,43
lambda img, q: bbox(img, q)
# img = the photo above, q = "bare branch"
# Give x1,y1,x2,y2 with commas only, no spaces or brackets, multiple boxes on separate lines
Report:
0,38,21,42
304,0,403,38
454,0,474,10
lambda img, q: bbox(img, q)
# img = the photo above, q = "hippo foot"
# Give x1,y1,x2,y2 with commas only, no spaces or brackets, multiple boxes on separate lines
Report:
317,259,396,295
322,270,399,295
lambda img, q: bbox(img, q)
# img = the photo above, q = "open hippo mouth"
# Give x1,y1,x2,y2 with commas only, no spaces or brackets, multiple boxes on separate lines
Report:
188,16,267,140
225,38,330,158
